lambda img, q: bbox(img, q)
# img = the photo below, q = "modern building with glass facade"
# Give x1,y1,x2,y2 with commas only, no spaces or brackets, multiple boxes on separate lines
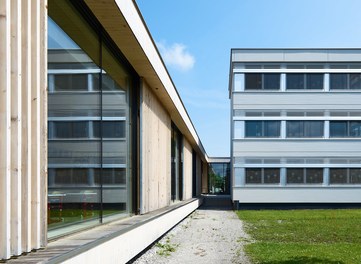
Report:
230,49,361,205
0,0,209,261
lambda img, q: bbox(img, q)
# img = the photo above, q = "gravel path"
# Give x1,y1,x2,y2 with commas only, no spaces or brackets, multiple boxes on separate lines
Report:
131,208,251,264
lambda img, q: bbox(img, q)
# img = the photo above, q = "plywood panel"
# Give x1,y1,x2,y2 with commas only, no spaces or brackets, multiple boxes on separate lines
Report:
182,139,193,200
140,80,171,213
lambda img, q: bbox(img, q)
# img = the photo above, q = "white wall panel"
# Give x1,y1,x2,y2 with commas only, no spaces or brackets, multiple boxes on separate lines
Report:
233,187,361,203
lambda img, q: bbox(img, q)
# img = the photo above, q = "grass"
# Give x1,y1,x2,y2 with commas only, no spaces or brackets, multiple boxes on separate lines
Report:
236,209,361,264
156,237,178,257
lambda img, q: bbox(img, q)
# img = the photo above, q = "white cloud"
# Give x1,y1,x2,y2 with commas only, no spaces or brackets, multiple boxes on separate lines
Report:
157,42,195,71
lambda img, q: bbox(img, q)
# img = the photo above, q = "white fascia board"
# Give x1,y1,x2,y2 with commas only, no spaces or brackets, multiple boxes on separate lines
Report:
115,0,206,158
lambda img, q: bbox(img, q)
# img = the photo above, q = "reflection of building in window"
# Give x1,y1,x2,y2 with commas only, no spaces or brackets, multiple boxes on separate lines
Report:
48,13,130,237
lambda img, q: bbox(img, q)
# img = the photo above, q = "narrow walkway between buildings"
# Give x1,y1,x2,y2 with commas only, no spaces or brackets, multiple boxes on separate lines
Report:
130,206,251,264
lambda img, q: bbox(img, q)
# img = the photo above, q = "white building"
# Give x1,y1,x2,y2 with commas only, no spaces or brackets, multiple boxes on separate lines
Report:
230,49,361,205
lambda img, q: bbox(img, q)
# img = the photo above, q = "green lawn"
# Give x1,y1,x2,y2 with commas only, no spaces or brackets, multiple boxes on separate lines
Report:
236,209,361,264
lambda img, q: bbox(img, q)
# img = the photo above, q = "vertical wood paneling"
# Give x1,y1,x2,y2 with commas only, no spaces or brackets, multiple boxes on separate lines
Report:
140,81,171,213
21,0,32,253
0,0,47,259
0,0,11,259
10,0,22,256
31,0,41,249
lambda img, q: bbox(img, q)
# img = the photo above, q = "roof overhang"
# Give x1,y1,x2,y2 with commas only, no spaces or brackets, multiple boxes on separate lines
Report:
84,0,209,162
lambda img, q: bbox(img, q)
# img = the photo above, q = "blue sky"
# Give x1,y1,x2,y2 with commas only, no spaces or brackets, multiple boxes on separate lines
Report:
136,0,361,157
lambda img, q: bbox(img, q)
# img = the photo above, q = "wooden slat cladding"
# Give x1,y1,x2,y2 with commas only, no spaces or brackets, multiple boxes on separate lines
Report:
0,0,47,260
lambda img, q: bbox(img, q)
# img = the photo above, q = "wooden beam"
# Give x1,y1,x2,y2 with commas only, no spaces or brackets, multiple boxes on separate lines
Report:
31,0,41,249
0,0,11,259
10,0,22,256
21,0,32,253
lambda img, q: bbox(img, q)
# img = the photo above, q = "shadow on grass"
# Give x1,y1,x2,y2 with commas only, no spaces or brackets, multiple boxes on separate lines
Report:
260,256,344,264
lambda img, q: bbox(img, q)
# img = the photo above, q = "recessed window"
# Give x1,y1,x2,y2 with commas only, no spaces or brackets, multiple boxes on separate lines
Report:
53,168,88,185
330,73,361,90
350,169,361,184
53,121,89,138
330,74,348,89
54,74,88,91
330,168,348,184
330,121,361,137
287,168,323,184
286,121,324,138
245,73,280,90
287,73,323,90
94,168,126,185
245,168,280,184
93,121,126,138
245,121,280,138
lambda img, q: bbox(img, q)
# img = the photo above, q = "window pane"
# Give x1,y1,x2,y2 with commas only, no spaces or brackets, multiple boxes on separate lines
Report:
264,74,280,90
264,121,280,137
306,74,323,90
72,169,88,185
287,74,304,89
48,12,101,236
304,121,324,137
306,168,323,184
264,168,280,184
287,168,304,184
330,74,347,89
102,121,125,138
330,168,348,184
350,121,361,137
350,74,361,89
54,121,88,138
245,74,262,90
245,168,262,184
287,121,303,137
330,121,348,137
350,169,361,184
54,74,88,91
245,121,262,137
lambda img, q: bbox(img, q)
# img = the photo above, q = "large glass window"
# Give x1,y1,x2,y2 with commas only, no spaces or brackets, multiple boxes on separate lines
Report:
208,163,230,194
245,121,280,137
330,121,361,137
287,73,323,90
286,121,324,137
245,168,280,184
287,168,323,184
48,1,131,238
330,73,361,90
245,73,280,90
